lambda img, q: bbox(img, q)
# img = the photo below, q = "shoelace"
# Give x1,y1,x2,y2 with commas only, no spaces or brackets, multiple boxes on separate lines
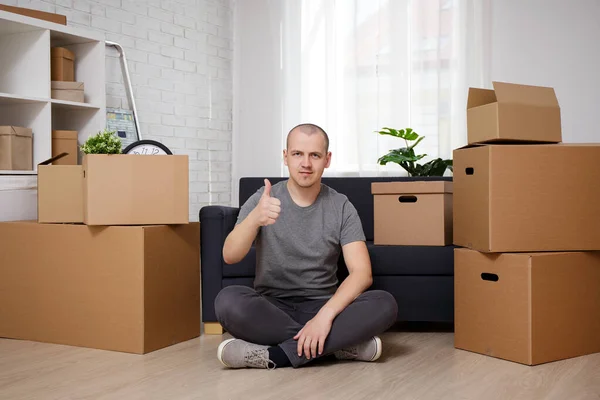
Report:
335,347,358,359
245,349,277,369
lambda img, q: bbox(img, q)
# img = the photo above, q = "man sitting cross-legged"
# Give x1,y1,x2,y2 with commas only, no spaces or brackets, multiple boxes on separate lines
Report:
215,123,398,369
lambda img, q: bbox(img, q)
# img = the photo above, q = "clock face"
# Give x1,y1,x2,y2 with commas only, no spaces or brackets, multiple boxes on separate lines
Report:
123,140,172,155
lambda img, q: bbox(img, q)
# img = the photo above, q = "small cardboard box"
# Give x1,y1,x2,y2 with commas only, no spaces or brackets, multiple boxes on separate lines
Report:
0,4,67,25
51,81,85,103
51,47,75,82
0,126,33,171
37,154,83,224
0,221,200,354
372,181,453,246
453,143,600,252
52,130,78,165
37,154,190,225
454,248,600,365
467,81,562,144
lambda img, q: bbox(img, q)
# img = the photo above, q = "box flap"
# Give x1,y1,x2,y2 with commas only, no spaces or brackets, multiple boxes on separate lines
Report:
467,87,497,109
492,81,559,108
372,181,452,195
38,152,70,165
0,126,32,138
52,130,78,140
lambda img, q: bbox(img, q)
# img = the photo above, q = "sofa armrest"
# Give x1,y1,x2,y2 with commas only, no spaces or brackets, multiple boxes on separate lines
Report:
200,205,240,322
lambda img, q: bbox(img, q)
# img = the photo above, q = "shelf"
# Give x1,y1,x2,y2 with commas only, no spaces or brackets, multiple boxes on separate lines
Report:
51,98,101,110
0,10,103,42
0,9,105,203
0,170,37,175
0,92,48,105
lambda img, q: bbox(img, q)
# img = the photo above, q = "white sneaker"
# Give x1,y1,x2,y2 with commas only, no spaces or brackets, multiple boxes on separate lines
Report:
217,338,276,369
334,336,383,362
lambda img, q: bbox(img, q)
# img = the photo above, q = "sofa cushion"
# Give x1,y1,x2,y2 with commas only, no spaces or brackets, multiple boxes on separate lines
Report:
222,242,456,277
240,176,452,242
220,275,454,322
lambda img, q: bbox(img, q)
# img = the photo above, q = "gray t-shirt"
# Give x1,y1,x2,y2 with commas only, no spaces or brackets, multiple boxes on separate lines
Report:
236,180,366,299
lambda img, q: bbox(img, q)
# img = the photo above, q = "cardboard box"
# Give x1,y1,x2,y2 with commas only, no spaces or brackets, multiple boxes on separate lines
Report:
83,154,189,225
0,221,200,354
37,154,83,224
467,81,561,144
52,130,78,165
0,126,32,171
453,144,600,252
51,80,85,103
454,248,600,365
0,5,67,25
51,47,75,82
37,154,190,225
372,181,453,246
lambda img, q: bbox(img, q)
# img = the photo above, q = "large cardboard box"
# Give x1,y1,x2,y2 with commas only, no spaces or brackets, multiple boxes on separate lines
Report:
0,126,32,171
0,5,67,25
37,154,189,225
52,130,78,165
467,82,561,144
454,248,600,365
372,181,453,246
83,154,189,225
453,143,600,252
0,221,200,354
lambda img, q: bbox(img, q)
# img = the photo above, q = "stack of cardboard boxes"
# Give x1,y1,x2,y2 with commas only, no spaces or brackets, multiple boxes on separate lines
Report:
0,153,201,355
453,81,600,365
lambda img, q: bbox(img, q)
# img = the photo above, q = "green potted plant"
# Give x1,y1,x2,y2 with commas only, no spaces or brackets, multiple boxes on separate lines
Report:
375,127,452,176
80,129,122,155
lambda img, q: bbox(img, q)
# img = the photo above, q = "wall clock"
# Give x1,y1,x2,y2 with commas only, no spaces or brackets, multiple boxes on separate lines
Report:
123,140,172,155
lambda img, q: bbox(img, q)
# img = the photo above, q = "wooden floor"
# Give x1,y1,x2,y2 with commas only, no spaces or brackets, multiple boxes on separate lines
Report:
1,326,599,400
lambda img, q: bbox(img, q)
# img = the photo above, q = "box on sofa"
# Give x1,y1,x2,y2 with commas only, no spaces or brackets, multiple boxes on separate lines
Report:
372,181,453,246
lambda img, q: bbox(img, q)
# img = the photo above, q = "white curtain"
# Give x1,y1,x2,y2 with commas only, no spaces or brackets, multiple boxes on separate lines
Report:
278,0,491,177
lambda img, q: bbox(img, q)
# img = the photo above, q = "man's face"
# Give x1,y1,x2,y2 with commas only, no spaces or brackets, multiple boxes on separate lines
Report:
283,130,331,188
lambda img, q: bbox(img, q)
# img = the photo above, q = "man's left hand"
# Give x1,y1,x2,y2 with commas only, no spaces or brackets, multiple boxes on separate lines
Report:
294,311,335,359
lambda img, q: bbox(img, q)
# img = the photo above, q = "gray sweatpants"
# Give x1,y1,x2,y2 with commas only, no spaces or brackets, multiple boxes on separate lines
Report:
214,285,398,368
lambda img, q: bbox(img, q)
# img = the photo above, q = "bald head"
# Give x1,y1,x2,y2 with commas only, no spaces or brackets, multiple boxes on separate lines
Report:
286,123,329,153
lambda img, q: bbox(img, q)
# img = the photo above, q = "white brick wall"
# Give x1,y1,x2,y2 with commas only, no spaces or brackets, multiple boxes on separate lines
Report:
9,0,234,220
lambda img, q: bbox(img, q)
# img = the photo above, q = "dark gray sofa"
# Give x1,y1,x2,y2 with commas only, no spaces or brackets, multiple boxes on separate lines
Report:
200,176,455,332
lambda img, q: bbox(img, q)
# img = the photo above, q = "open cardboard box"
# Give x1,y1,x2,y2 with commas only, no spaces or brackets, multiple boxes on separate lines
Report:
372,181,453,246
453,143,600,252
467,81,562,144
38,153,189,225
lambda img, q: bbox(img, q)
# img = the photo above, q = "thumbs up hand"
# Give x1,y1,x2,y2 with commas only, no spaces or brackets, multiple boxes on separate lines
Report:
255,179,281,226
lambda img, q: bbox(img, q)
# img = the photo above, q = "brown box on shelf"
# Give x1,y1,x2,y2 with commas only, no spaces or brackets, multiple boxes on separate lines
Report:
51,81,84,103
0,126,33,171
51,48,75,82
453,143,600,252
37,154,83,224
52,130,78,165
467,81,561,145
0,221,201,354
372,181,453,246
454,248,600,366
0,5,67,25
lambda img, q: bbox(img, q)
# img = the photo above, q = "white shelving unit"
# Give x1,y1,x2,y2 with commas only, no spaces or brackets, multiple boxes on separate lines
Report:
0,10,106,175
